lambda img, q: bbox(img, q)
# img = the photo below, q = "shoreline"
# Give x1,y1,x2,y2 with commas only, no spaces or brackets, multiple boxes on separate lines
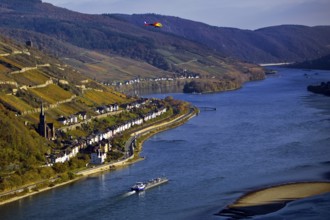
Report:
0,107,197,206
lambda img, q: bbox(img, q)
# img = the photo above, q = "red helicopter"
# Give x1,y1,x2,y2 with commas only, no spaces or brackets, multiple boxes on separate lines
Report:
144,21,163,28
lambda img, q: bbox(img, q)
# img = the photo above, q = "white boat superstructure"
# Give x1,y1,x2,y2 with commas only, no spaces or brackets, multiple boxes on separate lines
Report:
131,182,146,191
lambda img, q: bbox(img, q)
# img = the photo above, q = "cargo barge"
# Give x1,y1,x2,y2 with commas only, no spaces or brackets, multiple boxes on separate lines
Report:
131,177,168,192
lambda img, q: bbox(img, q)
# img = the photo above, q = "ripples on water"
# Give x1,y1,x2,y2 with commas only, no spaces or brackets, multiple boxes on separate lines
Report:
1,68,330,220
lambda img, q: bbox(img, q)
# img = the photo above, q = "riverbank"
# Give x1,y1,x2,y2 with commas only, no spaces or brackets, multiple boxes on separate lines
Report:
0,106,197,206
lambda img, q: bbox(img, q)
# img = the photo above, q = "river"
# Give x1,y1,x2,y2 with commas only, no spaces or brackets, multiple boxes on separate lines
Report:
1,68,330,219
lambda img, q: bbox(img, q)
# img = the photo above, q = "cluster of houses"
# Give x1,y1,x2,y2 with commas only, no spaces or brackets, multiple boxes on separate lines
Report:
57,104,121,129
94,99,149,115
121,98,148,110
57,103,120,126
49,104,167,165
102,74,200,87
53,139,111,165
95,104,119,114
87,107,167,164
49,140,83,164
57,111,87,126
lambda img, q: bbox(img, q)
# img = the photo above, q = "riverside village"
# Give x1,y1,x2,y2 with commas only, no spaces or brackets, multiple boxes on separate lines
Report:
37,98,168,165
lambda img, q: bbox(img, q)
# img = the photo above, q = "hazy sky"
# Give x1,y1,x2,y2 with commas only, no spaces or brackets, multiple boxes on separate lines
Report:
43,0,330,30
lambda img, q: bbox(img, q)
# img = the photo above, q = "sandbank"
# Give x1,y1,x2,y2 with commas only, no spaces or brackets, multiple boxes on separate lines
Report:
218,181,330,218
231,182,330,207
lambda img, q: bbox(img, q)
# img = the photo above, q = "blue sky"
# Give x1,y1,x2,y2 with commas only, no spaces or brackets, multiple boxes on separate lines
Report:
44,0,330,30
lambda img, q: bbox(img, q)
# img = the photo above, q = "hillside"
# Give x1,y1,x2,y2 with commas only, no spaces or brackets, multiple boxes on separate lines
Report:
0,34,135,191
0,105,52,191
0,1,329,68
0,35,128,123
114,14,330,63
0,34,203,195
0,0,264,91
288,54,330,70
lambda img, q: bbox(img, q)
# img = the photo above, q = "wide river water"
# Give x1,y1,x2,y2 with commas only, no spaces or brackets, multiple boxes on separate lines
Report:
1,68,330,219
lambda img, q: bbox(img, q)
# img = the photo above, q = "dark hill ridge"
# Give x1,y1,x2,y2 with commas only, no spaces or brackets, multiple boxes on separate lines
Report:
289,54,330,70
114,14,330,63
0,0,211,68
1,1,330,65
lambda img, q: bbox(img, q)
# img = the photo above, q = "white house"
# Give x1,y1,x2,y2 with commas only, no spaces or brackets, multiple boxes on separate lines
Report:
105,129,113,139
51,152,69,163
76,111,87,120
58,116,68,125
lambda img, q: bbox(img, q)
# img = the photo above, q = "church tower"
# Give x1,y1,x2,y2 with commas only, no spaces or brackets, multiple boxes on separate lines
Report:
38,103,46,138
38,103,56,140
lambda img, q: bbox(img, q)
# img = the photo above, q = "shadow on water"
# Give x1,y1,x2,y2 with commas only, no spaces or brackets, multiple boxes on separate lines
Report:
320,160,330,166
322,171,330,180
217,202,288,219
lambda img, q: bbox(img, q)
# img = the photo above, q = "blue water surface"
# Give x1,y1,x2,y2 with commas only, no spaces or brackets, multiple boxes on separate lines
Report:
1,68,330,220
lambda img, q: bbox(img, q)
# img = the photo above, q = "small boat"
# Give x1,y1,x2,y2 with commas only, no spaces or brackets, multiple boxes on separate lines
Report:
131,182,146,191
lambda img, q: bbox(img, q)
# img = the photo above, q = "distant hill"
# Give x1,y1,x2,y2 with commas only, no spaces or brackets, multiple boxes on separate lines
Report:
1,1,329,68
115,14,330,63
0,0,265,92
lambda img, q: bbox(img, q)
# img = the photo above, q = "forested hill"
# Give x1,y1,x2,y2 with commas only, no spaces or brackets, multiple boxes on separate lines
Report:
0,106,51,188
0,0,233,69
114,14,330,63
1,0,330,67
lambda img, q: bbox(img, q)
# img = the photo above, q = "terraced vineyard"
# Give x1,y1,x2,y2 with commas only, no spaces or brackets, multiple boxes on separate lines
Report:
0,36,132,125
